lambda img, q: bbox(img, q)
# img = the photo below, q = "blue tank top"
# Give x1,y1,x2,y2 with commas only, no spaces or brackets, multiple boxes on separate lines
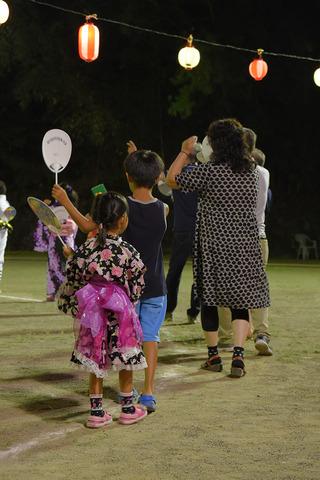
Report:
123,197,167,299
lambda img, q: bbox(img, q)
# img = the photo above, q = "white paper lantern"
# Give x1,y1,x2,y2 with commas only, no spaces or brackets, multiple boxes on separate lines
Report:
178,35,200,70
313,67,320,87
0,1,9,25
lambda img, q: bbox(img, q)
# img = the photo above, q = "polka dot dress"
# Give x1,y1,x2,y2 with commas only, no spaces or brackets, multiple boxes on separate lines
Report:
176,163,270,309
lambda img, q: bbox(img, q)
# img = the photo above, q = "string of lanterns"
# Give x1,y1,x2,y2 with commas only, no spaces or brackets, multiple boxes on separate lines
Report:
1,0,320,86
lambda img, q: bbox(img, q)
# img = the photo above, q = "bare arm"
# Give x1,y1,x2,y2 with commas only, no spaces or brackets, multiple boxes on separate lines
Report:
126,140,138,154
51,184,97,234
166,136,198,189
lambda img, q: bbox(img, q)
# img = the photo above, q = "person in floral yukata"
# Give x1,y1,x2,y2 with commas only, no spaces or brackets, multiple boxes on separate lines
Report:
58,192,148,428
33,183,78,301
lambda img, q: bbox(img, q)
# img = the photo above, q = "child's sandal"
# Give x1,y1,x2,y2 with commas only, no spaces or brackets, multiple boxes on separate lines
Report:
118,405,148,425
86,411,113,428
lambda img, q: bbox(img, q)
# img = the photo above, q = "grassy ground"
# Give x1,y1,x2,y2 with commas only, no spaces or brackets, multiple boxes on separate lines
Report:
0,252,319,480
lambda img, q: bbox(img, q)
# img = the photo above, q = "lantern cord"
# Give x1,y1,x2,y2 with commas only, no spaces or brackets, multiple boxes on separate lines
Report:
27,0,85,19
26,0,320,63
86,14,98,22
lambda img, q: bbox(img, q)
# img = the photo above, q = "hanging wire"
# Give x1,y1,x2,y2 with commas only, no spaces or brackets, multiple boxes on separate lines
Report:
27,0,85,19
26,0,320,63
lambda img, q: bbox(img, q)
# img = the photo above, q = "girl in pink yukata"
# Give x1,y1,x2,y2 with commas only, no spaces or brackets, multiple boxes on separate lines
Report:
58,191,148,428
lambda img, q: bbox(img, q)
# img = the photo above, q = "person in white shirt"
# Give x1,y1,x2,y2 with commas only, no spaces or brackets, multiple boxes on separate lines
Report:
249,148,272,355
0,180,11,288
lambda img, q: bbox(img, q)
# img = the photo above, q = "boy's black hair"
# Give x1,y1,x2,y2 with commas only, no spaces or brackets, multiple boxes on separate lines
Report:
91,191,128,231
124,150,164,188
0,180,7,195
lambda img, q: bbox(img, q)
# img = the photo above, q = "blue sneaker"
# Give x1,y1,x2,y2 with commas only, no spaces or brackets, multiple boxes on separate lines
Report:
139,394,157,413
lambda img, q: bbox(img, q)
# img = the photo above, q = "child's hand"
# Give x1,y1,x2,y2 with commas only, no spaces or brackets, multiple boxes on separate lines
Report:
60,219,76,236
63,245,74,258
127,140,138,154
181,136,198,155
52,184,68,205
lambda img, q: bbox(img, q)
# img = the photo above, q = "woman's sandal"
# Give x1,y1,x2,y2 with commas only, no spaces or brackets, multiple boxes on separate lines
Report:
201,355,223,372
230,356,246,377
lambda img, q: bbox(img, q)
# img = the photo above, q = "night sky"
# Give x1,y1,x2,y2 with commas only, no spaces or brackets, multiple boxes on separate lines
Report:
0,0,319,256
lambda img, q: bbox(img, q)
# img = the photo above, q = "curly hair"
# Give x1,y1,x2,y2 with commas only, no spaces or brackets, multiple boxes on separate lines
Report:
207,118,254,173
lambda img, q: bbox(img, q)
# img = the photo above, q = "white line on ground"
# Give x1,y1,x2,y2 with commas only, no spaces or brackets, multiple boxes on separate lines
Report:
0,425,81,459
0,294,44,302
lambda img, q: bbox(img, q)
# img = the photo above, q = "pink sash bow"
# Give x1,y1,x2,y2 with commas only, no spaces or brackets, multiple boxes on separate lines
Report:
75,277,143,353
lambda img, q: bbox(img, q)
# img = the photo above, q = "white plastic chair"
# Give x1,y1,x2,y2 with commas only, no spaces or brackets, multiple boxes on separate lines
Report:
294,233,319,260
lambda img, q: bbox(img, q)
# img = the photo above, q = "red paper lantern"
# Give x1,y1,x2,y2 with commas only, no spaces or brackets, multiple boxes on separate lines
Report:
249,49,268,81
78,16,100,62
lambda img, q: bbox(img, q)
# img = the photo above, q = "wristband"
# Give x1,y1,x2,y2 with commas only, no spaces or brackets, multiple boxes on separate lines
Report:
180,151,189,156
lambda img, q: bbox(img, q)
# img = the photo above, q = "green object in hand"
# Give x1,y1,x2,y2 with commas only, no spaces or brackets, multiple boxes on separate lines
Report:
0,220,13,232
91,184,107,196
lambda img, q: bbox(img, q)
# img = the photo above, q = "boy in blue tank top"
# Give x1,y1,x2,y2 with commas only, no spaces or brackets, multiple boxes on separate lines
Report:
123,142,169,412
51,144,168,413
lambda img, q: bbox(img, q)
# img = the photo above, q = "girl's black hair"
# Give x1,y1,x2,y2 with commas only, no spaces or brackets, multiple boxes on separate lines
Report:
207,118,254,173
91,191,128,244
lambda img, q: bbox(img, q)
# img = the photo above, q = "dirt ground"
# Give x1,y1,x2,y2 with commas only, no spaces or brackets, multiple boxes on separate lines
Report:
0,253,319,480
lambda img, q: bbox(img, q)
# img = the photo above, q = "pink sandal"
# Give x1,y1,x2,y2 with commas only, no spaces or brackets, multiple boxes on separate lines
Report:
118,405,148,425
86,411,113,428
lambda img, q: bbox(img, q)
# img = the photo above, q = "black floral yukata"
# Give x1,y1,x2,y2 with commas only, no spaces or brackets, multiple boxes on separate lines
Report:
57,234,147,377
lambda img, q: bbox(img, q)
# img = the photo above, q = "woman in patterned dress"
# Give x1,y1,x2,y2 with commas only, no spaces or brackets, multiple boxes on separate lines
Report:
58,192,148,427
167,118,270,377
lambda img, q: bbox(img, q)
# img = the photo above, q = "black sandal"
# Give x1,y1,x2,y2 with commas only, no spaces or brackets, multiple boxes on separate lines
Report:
201,355,223,372
230,356,246,377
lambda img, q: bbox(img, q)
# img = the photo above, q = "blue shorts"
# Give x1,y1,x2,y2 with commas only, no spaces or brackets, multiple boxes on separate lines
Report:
135,295,167,342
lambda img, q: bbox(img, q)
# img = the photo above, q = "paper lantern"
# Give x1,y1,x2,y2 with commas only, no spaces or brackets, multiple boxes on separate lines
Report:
78,16,100,62
249,49,268,81
178,35,200,70
313,68,320,87
0,1,9,25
